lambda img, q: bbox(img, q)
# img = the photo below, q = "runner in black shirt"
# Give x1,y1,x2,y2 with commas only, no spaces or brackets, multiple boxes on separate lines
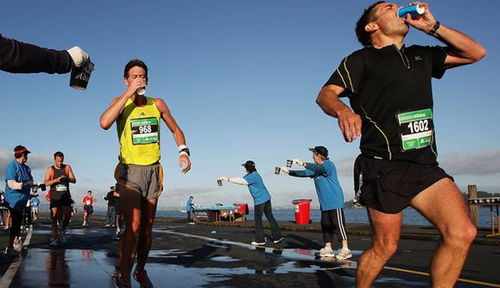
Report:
316,2,486,287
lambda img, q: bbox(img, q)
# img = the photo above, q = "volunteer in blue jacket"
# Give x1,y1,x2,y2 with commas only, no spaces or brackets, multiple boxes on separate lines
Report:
4,145,35,255
278,146,352,259
218,161,283,245
186,196,195,223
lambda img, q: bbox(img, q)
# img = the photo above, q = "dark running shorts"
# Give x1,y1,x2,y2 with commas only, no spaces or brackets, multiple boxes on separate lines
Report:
354,154,453,214
84,205,94,215
50,196,73,209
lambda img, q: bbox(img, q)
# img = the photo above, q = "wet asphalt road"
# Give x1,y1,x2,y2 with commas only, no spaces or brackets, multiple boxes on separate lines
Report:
0,215,498,287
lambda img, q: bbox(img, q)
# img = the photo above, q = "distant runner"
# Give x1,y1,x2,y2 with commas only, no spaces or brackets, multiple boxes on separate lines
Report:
104,186,118,227
82,190,96,226
44,151,76,246
30,195,40,223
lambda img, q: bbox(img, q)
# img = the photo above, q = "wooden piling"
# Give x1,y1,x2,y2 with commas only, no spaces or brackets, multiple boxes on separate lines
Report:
468,185,479,227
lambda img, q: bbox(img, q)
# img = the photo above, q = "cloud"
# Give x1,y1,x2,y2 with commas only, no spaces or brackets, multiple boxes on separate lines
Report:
0,150,52,178
440,150,500,176
331,150,500,177
336,155,356,176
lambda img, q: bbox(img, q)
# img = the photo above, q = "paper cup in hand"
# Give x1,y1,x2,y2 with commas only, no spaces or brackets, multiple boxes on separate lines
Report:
217,179,223,186
136,88,146,95
286,160,293,168
70,60,94,90
274,167,281,175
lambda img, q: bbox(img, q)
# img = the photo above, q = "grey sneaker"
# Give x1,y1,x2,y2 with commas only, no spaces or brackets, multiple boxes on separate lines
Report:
335,248,352,260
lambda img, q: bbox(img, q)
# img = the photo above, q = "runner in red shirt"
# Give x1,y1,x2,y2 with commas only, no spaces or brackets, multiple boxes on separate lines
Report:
82,190,96,226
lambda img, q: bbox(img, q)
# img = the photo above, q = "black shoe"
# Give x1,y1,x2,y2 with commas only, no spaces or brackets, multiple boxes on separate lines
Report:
273,237,285,244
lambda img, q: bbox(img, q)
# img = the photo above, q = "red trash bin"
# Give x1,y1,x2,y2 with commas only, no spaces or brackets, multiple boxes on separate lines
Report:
233,203,248,215
233,202,249,221
292,199,312,224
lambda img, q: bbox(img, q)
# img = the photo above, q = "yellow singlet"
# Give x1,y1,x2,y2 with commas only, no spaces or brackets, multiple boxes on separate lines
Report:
117,97,161,165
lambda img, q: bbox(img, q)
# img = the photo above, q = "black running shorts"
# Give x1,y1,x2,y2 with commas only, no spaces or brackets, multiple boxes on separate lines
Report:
50,196,73,209
354,154,453,214
84,205,94,215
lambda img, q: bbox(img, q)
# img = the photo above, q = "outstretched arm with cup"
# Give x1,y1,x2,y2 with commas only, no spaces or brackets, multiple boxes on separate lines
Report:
217,177,249,186
6,179,34,190
0,34,89,74
277,165,317,178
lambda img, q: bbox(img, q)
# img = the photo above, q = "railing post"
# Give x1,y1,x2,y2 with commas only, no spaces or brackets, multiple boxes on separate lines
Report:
468,184,479,227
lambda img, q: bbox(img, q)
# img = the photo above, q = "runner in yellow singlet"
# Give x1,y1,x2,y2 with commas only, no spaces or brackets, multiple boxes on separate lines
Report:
99,59,191,288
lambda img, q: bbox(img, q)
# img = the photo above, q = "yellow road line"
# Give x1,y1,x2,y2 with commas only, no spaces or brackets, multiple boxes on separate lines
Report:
385,266,500,287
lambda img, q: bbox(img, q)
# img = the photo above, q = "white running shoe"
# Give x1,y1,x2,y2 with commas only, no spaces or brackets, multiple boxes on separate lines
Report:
273,237,285,244
335,248,352,260
317,247,335,257
251,237,267,246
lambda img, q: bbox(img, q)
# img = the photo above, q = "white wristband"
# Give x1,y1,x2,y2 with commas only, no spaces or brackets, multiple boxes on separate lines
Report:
178,144,190,157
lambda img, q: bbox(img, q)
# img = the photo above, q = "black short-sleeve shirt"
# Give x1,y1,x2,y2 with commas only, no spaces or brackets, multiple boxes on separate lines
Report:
325,44,447,165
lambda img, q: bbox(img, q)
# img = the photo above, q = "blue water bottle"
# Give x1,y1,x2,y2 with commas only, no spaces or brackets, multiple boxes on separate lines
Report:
397,4,426,18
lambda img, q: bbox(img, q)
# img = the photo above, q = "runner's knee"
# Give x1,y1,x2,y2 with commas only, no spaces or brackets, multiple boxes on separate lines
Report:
443,223,477,246
373,236,398,258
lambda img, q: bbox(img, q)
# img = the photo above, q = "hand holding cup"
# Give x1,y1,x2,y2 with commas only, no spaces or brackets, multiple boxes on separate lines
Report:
275,167,289,175
287,159,305,167
217,177,229,186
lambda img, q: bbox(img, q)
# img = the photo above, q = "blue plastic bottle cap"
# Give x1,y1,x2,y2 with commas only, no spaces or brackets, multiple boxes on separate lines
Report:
397,4,426,18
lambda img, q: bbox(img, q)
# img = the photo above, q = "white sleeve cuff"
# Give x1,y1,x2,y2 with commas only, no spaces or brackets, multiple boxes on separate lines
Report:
7,180,23,190
228,177,249,186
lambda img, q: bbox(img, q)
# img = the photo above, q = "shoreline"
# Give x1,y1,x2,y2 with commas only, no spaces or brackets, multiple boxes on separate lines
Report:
24,213,500,246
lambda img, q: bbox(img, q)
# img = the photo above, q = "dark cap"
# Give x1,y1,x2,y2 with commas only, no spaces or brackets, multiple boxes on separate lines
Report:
14,145,31,155
242,160,256,169
309,146,328,158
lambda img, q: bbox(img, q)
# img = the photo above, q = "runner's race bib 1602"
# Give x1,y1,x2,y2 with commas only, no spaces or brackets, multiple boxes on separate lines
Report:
130,117,159,145
397,109,433,151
